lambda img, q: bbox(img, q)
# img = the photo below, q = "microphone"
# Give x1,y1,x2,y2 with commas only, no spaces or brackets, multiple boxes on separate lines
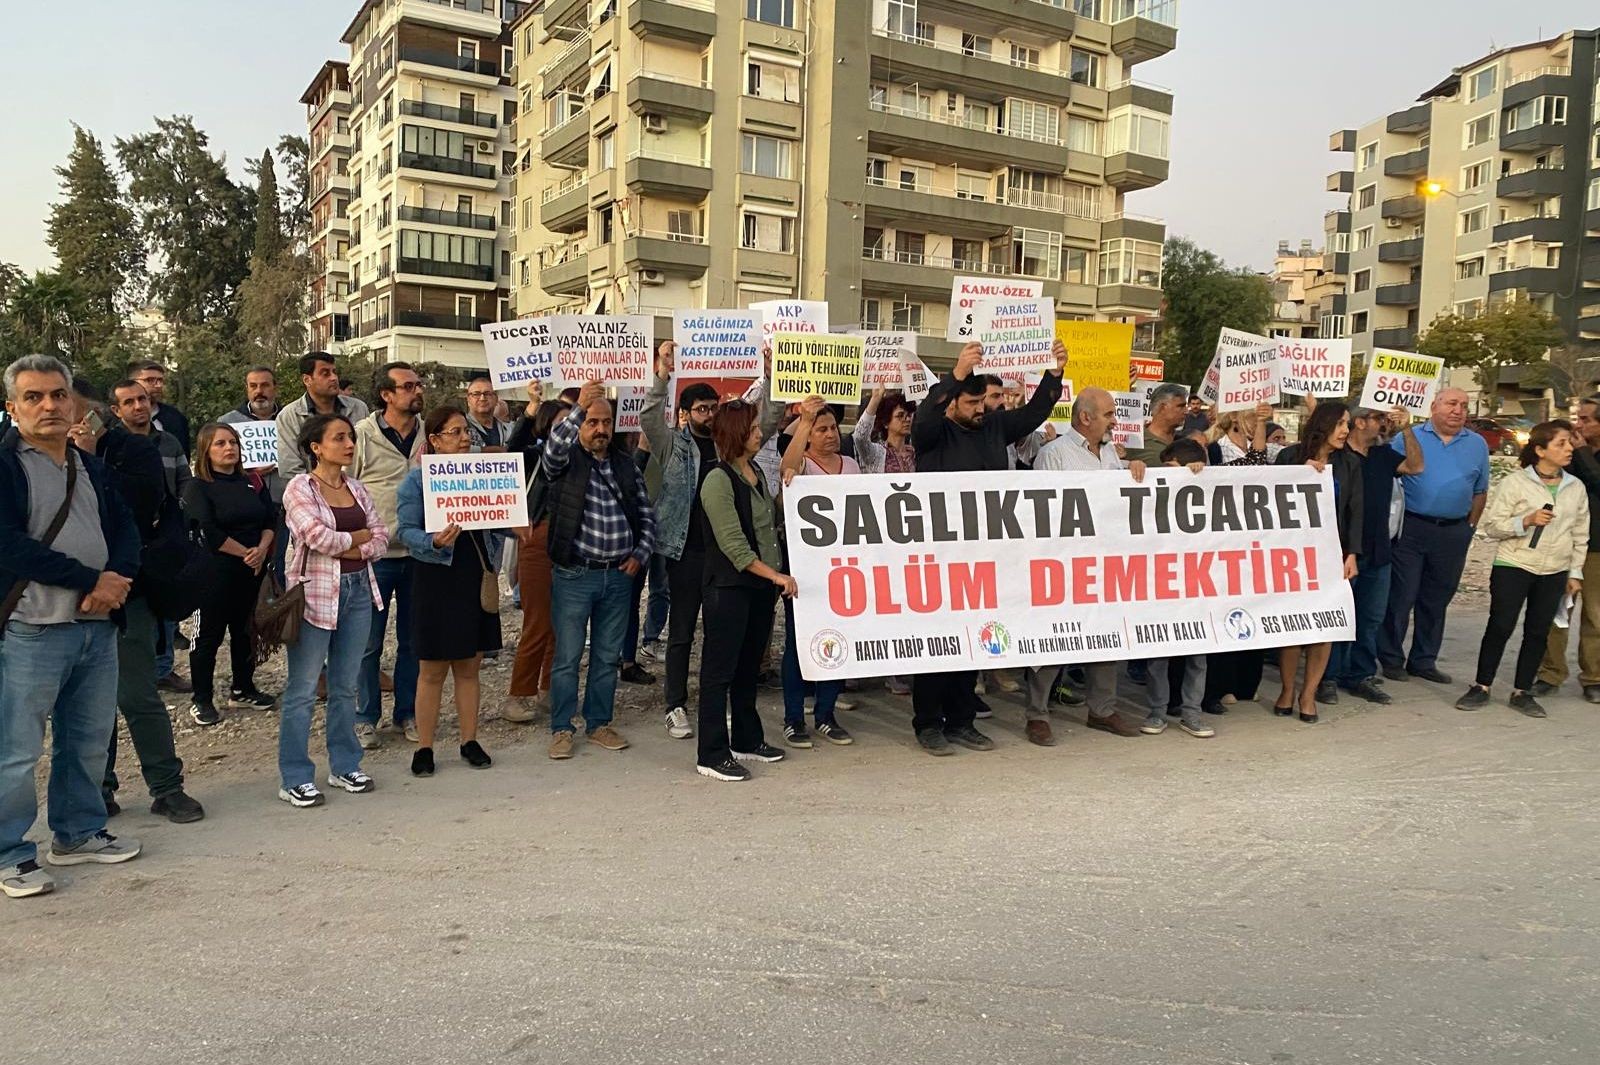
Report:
1530,503,1555,548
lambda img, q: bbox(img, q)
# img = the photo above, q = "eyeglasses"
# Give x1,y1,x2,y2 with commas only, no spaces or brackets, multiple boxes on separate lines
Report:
466,391,496,399
689,404,718,415
391,381,423,392
432,426,469,438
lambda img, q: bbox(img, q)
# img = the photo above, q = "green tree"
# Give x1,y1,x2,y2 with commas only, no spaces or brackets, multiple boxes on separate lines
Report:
247,151,284,264
4,271,90,361
1159,237,1275,387
1417,301,1565,413
46,124,144,341
238,149,309,359
116,116,256,327
274,135,311,246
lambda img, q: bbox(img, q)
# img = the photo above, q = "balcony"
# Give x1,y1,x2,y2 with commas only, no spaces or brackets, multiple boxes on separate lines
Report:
1104,151,1169,191
1381,194,1425,221
1378,236,1424,263
624,151,712,198
1489,266,1562,295
1582,313,1600,340
1383,147,1429,178
1326,170,1353,194
1503,66,1572,108
1386,101,1430,134
400,0,502,33
1497,164,1565,200
1107,78,1173,115
541,108,589,169
395,311,488,332
540,249,589,296
1100,212,1166,244
627,0,715,43
1493,215,1565,244
1373,326,1416,348
1323,251,1349,274
396,45,499,81
626,71,714,120
1325,209,1350,234
623,230,711,274
1329,129,1356,153
985,0,1075,39
1375,281,1420,306
398,99,497,129
540,33,590,91
539,176,589,232
860,245,1023,300
540,0,586,32
395,257,496,284
397,152,498,188
868,27,1072,102
1501,121,1567,152
1109,1,1177,64
1582,253,1600,285
866,99,1068,172
397,205,497,231
1098,282,1163,313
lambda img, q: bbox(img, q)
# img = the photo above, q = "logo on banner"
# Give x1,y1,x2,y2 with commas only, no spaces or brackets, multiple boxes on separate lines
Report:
977,621,1012,657
810,629,848,670
1223,609,1256,641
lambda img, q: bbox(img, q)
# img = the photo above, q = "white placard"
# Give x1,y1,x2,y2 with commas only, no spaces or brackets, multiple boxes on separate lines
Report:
749,300,828,339
972,297,1057,377
234,421,279,470
853,331,919,389
1359,349,1445,415
480,319,554,390
947,276,1045,341
902,356,936,401
1111,391,1146,451
1278,338,1354,397
421,453,527,534
1215,342,1282,413
673,310,764,377
548,315,654,387
1201,328,1277,405
615,387,647,433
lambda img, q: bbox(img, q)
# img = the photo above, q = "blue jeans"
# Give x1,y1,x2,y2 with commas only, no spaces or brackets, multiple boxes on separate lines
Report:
1335,559,1392,687
155,618,176,679
359,557,417,727
781,596,841,726
0,619,119,868
550,564,632,734
280,572,373,789
622,552,671,660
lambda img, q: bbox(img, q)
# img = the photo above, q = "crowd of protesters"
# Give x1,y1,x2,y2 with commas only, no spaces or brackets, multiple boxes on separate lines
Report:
0,335,1585,898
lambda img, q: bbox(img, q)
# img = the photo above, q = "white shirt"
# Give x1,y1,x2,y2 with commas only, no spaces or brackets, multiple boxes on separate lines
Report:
1034,425,1125,472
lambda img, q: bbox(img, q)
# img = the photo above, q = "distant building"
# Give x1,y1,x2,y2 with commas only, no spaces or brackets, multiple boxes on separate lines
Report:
1266,238,1346,342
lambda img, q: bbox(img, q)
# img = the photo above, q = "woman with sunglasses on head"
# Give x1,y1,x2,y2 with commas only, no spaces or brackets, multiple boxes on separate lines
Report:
396,405,513,775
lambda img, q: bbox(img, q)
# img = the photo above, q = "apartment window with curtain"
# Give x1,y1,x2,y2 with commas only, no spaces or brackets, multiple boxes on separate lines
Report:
746,59,800,102
1106,107,1170,158
666,209,702,241
1461,160,1490,192
1097,237,1161,287
1457,257,1484,279
1468,65,1497,102
1066,116,1101,153
1011,44,1041,70
741,211,794,252
1355,226,1373,251
1069,49,1100,86
1014,228,1063,279
1063,247,1093,285
1357,185,1376,210
962,33,992,59
1005,98,1060,142
746,0,795,28
1358,143,1377,170
1504,96,1567,133
1459,206,1487,234
861,299,882,329
955,171,990,201
741,134,793,178
1352,269,1371,293
1463,113,1494,149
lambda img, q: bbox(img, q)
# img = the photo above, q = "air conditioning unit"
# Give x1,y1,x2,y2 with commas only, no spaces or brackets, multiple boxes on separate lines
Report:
477,140,495,153
642,113,667,134
1384,217,1403,228
639,269,666,285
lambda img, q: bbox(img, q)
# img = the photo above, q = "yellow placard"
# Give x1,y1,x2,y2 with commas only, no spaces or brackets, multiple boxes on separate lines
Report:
1055,320,1135,392
770,333,865,405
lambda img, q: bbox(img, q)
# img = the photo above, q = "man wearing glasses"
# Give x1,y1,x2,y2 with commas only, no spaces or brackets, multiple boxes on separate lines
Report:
348,362,426,749
463,373,513,454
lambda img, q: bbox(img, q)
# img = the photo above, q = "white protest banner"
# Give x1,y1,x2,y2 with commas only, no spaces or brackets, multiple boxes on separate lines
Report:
1215,341,1282,413
480,319,553,390
615,387,647,433
770,333,865,404
749,300,828,339
421,453,528,533
1201,328,1276,405
235,421,279,470
852,330,918,390
947,276,1045,341
901,356,936,401
1278,337,1352,397
972,297,1056,378
1359,349,1445,415
547,315,654,387
1111,391,1145,450
785,466,1354,680
672,310,763,378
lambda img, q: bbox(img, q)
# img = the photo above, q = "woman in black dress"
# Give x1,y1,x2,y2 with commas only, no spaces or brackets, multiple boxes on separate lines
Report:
396,406,513,776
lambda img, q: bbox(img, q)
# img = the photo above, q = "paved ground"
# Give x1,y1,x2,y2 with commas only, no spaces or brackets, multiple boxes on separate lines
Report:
5,589,1599,1065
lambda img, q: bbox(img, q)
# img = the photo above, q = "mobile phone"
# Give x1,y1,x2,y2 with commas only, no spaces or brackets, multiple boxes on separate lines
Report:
82,409,105,437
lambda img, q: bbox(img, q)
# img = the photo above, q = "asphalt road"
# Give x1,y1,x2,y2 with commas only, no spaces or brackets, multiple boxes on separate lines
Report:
4,619,1598,1065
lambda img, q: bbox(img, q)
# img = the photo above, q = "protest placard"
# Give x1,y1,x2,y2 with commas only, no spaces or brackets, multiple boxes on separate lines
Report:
749,300,828,339
615,387,647,432
971,297,1056,378
1200,328,1277,405
480,319,553,390
666,376,760,420
852,331,918,390
672,310,763,378
901,356,936,401
1023,373,1074,426
785,466,1354,680
1111,391,1146,450
947,277,1045,341
1215,341,1281,413
1278,338,1353,397
235,421,279,470
769,333,865,404
547,315,654,386
1055,320,1135,391
421,453,527,533
1359,349,1445,415
1131,356,1164,385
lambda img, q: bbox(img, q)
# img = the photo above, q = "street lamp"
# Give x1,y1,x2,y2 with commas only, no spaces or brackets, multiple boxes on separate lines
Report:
1417,178,1457,200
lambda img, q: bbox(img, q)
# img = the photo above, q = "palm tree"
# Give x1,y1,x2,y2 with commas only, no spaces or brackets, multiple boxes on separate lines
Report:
5,271,88,359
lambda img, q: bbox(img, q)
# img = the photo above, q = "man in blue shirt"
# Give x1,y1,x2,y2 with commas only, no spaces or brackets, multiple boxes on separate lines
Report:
1380,387,1489,684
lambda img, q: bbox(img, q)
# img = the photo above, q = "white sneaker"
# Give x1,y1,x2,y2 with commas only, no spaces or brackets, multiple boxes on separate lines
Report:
1,859,55,897
403,723,419,743
834,697,858,712
354,723,379,750
665,706,693,739
278,783,326,808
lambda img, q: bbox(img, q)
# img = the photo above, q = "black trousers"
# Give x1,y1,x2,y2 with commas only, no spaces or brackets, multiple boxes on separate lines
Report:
1476,567,1567,691
1382,517,1474,672
696,583,777,765
1204,650,1265,704
192,556,264,702
664,550,706,710
912,670,978,734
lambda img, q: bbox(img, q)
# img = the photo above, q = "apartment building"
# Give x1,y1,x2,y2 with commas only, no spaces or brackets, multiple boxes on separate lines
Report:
303,61,355,354
1326,28,1600,362
322,0,527,369
509,0,1177,365
1266,238,1347,341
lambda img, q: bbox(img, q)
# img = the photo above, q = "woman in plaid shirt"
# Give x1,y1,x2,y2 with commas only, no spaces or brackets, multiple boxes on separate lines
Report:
277,413,390,809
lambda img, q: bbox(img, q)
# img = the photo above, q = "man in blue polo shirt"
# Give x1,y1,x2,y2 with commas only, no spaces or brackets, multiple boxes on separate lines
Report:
1379,387,1489,684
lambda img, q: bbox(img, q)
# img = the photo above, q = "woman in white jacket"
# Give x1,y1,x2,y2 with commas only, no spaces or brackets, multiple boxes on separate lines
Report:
1457,421,1588,718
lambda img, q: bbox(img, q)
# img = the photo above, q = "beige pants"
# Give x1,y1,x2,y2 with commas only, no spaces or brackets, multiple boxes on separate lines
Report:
1538,551,1600,685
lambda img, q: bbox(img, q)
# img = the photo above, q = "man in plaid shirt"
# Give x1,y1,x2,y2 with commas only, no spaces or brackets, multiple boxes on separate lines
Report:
540,380,658,761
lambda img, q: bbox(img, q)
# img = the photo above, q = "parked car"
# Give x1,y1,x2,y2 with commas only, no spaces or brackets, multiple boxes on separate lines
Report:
1469,418,1530,456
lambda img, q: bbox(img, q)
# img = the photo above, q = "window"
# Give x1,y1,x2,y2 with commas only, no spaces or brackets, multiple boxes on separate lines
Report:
741,211,794,252
1459,206,1487,234
1014,228,1063,279
746,0,795,27
865,157,887,185
1005,99,1060,143
961,33,992,59
1066,116,1100,153
501,200,512,227
597,205,614,244
1468,65,1498,102
598,131,614,169
1461,160,1490,192
952,238,985,268
963,101,994,130
1463,113,1494,149
1359,142,1378,170
336,117,349,134
1097,237,1160,287
897,165,930,190
891,303,923,331
502,45,515,73
1063,247,1092,284
1357,184,1376,209
746,58,800,102
1352,311,1369,334
666,209,702,240
1455,298,1485,319
895,232,926,263
1589,176,1600,210
1011,44,1042,70
1505,95,1567,132
502,150,516,174
1355,226,1373,251
955,171,990,201
1073,0,1102,18
861,298,882,329
398,230,494,269
1352,269,1371,293
1456,257,1484,279
1069,49,1100,86
741,134,793,178
521,197,533,229
1106,106,1169,158
458,38,478,61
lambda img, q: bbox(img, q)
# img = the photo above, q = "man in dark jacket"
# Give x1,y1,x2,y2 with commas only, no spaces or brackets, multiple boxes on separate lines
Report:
129,359,191,458
0,355,143,900
540,381,659,762
1537,394,1600,700
906,339,1067,756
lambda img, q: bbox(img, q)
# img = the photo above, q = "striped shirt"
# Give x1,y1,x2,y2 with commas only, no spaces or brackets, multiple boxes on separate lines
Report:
541,407,657,567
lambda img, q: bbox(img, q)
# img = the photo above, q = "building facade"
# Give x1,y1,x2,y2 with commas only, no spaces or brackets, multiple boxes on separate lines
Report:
304,61,354,355
1266,238,1346,341
509,0,1177,365
1327,28,1600,363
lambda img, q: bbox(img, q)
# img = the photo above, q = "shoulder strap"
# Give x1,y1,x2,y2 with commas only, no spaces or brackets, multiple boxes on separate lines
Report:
0,452,81,628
